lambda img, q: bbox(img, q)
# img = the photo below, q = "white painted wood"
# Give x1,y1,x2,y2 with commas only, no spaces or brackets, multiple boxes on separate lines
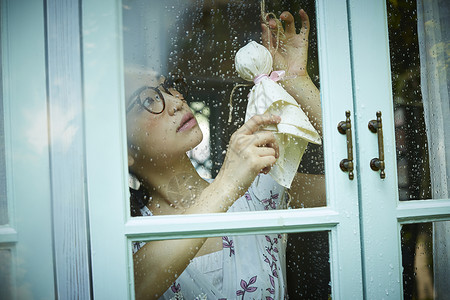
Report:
83,0,364,299
45,0,92,298
125,208,340,239
314,1,364,298
3,0,448,298
0,227,17,243
348,0,450,298
347,0,404,298
397,200,450,224
82,0,450,298
82,0,130,298
1,0,55,298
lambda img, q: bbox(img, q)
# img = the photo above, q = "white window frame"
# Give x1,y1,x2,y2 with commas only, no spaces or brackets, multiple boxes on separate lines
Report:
82,0,450,299
82,0,363,299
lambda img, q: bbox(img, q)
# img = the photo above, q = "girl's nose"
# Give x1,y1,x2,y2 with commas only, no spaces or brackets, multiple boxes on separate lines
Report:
166,93,185,116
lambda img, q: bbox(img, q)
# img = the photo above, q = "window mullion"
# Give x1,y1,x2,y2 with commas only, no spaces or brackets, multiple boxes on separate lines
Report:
396,199,450,224
124,208,340,240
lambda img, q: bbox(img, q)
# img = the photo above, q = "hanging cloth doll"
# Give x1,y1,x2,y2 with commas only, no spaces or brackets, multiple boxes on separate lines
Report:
233,40,321,188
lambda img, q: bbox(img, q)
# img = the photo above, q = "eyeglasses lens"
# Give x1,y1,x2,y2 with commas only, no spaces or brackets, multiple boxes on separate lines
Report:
140,87,164,114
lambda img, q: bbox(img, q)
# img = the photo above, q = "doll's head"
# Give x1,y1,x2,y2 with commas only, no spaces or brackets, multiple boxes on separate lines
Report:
235,41,273,82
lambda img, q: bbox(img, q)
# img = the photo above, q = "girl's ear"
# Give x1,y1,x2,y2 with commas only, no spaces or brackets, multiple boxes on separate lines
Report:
128,153,135,167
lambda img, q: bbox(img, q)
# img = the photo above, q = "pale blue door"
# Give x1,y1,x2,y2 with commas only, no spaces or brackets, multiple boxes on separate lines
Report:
81,0,450,299
348,0,450,298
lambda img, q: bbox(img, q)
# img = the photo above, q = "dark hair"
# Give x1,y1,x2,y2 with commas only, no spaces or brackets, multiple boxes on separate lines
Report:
129,178,151,217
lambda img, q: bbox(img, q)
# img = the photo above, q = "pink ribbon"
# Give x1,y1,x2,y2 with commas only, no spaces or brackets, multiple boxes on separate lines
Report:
253,70,285,84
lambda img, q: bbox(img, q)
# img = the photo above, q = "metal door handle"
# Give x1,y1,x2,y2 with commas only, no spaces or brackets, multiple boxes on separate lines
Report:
368,111,386,179
337,111,354,180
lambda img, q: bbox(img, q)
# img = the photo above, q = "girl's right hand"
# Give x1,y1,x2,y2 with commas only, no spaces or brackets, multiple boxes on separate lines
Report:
215,114,281,200
262,9,311,77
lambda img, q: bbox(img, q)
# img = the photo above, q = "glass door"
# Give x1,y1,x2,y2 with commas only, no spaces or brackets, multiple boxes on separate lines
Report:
83,0,450,299
348,0,450,298
83,0,363,299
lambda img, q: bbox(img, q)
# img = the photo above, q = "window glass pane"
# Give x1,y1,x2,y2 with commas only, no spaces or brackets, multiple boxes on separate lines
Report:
131,231,331,299
401,221,450,300
286,231,331,298
387,0,449,201
123,0,326,217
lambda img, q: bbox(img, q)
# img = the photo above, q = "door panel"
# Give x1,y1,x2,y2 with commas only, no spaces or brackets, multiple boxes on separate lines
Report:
349,0,450,298
84,0,363,298
348,1,402,296
82,0,450,298
387,3,450,298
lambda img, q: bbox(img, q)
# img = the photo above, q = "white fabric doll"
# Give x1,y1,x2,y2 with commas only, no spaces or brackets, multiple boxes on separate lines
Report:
234,41,321,188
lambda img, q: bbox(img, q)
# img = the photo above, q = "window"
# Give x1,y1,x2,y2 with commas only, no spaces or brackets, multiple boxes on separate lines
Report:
82,0,449,299
122,0,339,298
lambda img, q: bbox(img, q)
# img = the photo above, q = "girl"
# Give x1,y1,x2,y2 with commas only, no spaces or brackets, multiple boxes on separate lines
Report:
127,9,322,299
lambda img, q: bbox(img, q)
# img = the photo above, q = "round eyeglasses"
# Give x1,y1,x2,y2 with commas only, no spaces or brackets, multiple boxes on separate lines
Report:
126,75,188,115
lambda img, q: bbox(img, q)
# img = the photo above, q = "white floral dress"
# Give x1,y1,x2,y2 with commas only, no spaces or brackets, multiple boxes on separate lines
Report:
133,173,289,300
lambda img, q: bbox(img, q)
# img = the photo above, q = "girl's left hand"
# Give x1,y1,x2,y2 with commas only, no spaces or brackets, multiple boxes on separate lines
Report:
261,9,311,77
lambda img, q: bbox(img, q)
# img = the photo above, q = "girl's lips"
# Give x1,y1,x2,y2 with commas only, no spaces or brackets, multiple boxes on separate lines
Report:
177,113,197,132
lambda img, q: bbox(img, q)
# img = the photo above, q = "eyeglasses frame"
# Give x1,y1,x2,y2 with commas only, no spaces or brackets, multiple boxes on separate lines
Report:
126,75,188,115
126,85,166,115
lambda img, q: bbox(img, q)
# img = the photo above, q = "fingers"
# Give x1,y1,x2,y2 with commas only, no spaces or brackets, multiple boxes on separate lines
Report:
261,21,278,51
256,146,277,159
280,11,296,37
230,131,278,157
261,23,272,49
252,131,276,147
246,132,279,172
267,140,279,159
238,114,281,135
299,9,310,38
268,18,277,30
273,9,310,39
268,18,281,45
256,156,277,172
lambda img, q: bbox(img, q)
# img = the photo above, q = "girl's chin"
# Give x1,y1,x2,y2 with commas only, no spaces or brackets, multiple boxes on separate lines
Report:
146,130,203,158
185,139,203,152
185,128,203,146
169,135,202,155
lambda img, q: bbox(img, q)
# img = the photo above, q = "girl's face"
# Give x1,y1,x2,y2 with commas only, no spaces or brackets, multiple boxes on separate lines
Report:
126,83,203,165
